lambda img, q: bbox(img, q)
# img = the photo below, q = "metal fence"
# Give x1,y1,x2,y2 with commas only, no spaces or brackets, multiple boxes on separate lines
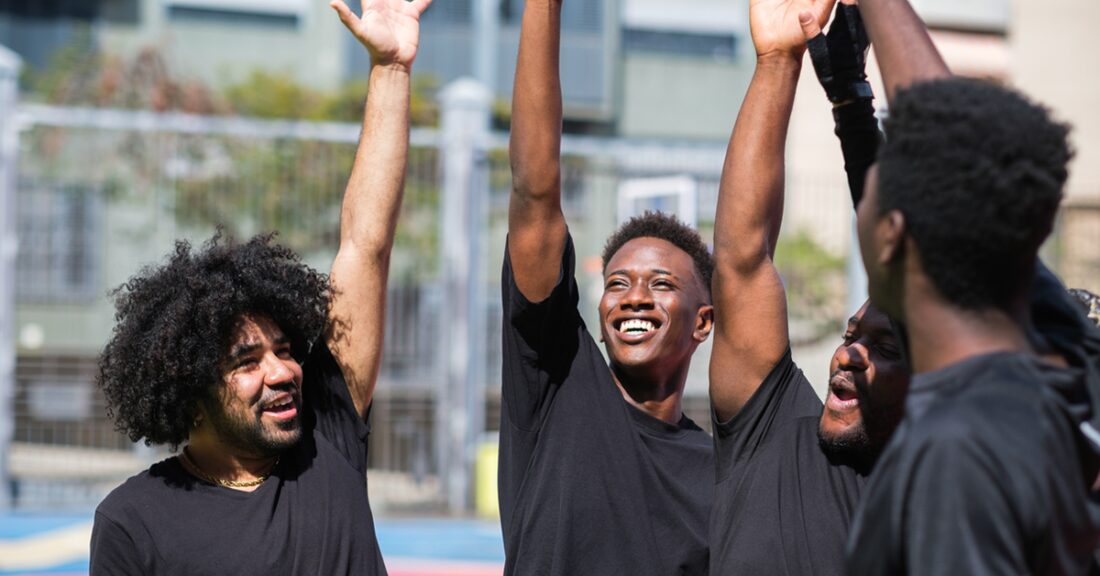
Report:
6,78,1096,514
3,92,751,512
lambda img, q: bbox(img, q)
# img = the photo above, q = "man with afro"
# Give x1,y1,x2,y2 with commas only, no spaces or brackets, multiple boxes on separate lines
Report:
845,0,1100,573
497,1,716,573
89,0,431,573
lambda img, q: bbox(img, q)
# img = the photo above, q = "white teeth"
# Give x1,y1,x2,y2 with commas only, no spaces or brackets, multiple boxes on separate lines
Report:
620,319,655,334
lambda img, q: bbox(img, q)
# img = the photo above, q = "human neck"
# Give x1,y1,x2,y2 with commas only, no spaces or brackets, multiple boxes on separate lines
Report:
902,280,1033,375
611,364,688,424
184,433,279,489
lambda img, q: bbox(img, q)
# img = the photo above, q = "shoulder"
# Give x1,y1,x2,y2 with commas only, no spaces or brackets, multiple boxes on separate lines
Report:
96,458,183,522
503,231,578,312
716,350,821,435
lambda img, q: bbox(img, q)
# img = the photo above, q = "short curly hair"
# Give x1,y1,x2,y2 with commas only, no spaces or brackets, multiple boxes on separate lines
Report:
97,232,330,448
877,78,1072,310
602,211,713,294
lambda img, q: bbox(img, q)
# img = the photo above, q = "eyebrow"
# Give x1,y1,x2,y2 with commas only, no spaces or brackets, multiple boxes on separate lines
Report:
227,334,290,362
228,342,262,363
607,268,677,278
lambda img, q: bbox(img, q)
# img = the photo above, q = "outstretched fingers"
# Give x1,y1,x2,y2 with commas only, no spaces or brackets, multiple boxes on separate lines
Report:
406,0,432,17
799,10,823,40
330,0,360,30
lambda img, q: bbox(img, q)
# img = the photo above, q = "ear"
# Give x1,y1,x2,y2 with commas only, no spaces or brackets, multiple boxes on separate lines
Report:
877,209,907,266
694,304,715,343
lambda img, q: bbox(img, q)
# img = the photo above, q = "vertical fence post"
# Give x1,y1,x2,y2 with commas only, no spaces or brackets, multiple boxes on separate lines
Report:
473,0,499,92
0,45,23,511
437,78,491,514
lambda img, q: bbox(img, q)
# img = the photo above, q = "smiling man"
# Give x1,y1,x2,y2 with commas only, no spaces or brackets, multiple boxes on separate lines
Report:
499,1,714,574
88,1,430,573
705,0,907,573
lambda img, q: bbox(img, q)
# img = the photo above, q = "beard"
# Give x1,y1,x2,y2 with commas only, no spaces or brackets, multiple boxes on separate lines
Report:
203,394,301,457
817,423,874,475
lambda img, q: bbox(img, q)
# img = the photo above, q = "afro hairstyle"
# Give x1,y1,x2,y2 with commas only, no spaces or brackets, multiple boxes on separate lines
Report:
97,232,330,448
877,77,1072,311
601,211,713,296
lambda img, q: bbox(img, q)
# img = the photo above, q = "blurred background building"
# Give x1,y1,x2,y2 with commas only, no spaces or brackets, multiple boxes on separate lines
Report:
0,0,1096,520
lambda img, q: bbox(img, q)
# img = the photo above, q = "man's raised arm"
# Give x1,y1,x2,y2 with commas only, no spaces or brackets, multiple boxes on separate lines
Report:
508,0,568,302
326,0,431,420
857,0,949,101
710,0,835,421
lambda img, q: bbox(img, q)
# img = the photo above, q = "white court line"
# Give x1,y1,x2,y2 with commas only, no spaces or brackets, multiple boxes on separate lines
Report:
0,522,92,571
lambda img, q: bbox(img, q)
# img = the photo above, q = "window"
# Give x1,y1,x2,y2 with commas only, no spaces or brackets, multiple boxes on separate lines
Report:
164,0,306,27
17,184,101,303
421,0,472,25
617,176,698,228
500,0,603,32
623,28,737,59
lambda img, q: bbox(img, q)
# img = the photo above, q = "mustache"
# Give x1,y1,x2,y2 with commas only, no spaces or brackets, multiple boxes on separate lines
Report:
257,383,299,406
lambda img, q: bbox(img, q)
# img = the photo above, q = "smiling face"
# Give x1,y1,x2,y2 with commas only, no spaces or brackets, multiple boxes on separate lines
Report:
818,301,909,469
598,237,713,385
201,314,304,457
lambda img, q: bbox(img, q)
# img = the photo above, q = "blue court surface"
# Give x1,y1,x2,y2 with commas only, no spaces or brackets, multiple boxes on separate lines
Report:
0,514,506,576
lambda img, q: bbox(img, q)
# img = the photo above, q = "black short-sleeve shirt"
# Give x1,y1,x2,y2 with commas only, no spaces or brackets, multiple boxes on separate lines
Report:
847,352,1099,575
710,349,865,576
90,340,387,576
499,234,714,576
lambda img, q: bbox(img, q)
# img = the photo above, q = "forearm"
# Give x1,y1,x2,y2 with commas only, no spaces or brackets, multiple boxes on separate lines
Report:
715,55,801,265
509,0,563,202
709,55,799,421
339,64,411,258
507,0,566,302
859,0,949,101
832,99,882,206
328,64,410,418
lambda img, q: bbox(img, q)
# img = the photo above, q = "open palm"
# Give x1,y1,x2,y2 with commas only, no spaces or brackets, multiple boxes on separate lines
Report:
750,0,836,58
331,0,432,70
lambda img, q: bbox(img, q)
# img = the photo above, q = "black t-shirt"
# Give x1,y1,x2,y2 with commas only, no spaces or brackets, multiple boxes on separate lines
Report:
847,352,1099,575
90,340,386,576
499,234,714,576
710,349,864,576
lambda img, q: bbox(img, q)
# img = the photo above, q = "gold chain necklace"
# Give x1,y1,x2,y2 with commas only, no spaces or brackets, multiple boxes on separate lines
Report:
179,447,278,489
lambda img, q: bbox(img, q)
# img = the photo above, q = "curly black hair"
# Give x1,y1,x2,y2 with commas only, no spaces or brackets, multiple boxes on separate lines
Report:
877,77,1072,310
601,211,714,295
97,232,331,448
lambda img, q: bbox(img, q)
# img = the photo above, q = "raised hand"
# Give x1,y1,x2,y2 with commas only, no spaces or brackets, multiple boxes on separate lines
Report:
330,0,433,71
749,0,837,60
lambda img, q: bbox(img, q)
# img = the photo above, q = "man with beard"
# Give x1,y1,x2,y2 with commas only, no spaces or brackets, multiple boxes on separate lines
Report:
711,1,1100,574
499,1,715,574
89,0,430,573
707,1,911,574
845,0,1100,572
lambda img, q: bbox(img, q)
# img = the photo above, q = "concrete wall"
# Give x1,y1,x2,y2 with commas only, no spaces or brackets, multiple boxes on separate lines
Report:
618,54,751,140
1012,0,1100,201
100,0,348,91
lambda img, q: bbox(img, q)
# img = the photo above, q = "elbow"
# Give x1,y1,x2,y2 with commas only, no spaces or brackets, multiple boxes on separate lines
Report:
509,159,562,203
712,240,772,279
339,231,395,267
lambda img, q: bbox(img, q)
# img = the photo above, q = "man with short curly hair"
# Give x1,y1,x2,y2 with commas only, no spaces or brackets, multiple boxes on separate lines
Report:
499,1,716,573
89,1,431,573
845,0,1100,573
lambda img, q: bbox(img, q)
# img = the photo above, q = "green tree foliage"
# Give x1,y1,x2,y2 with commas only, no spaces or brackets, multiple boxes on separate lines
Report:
774,230,847,344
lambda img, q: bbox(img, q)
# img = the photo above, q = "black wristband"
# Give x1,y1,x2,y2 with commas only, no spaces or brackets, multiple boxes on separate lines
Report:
809,4,874,104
